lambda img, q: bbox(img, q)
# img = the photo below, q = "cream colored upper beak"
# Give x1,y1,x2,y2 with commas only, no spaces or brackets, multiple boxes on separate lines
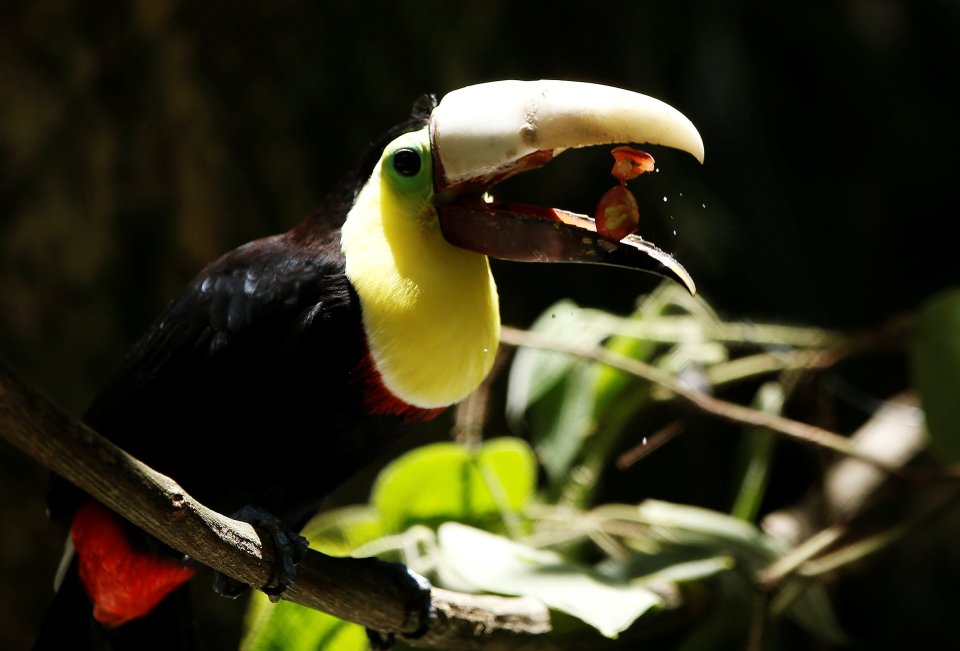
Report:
430,79,705,187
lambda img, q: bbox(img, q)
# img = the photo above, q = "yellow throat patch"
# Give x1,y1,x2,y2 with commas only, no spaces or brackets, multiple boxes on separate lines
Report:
341,127,500,409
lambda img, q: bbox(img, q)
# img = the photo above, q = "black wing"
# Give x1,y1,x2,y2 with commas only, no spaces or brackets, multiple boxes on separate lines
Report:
51,230,377,522
85,233,355,426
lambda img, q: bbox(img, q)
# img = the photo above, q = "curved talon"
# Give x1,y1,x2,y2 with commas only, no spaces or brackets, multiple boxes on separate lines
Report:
262,528,309,601
370,559,434,639
361,560,434,647
225,505,309,601
401,570,435,639
212,572,250,600
366,629,396,651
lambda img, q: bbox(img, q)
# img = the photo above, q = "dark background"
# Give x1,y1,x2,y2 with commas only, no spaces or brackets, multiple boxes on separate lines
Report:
2,1,958,648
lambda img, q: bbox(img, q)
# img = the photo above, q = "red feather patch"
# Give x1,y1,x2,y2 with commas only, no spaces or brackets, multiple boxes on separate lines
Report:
354,352,446,423
71,501,195,627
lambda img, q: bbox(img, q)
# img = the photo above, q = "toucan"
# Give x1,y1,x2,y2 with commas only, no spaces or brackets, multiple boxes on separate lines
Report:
33,79,703,649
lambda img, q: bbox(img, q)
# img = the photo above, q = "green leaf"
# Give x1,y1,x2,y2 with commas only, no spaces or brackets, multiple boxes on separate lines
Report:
438,523,662,638
774,582,848,646
630,500,781,560
300,505,384,556
505,299,617,424
241,597,368,651
911,288,960,462
730,382,784,522
372,438,536,533
629,555,736,587
555,302,664,506
534,362,602,482
589,313,658,416
509,298,662,493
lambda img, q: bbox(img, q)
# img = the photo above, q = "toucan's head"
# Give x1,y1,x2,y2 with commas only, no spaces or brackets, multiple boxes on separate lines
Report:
341,80,704,409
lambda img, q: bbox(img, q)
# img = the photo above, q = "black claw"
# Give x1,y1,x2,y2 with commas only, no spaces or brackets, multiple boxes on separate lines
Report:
213,572,250,599
402,570,434,639
371,559,435,639
213,505,309,601
361,561,434,647
262,527,308,599
366,629,396,651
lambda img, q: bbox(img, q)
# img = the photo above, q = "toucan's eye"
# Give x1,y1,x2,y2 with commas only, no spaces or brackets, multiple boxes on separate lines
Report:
381,128,432,195
392,148,422,177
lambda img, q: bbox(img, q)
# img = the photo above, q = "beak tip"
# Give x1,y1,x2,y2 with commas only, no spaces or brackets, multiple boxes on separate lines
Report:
693,143,706,165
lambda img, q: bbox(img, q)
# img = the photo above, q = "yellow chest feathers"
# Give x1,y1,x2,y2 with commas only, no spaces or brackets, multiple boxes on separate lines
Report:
340,151,500,409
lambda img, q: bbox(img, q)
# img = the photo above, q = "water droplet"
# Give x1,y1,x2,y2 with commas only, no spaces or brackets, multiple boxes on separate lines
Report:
662,196,668,202
642,437,648,446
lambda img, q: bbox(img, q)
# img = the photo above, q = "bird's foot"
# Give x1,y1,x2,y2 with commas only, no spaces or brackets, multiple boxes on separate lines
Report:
213,505,308,601
366,630,395,651
365,560,434,648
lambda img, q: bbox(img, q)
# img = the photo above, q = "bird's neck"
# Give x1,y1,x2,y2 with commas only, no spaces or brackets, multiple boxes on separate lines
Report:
341,165,500,409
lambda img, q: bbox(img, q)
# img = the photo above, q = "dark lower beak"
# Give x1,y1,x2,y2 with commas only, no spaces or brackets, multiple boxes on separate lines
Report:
439,204,696,294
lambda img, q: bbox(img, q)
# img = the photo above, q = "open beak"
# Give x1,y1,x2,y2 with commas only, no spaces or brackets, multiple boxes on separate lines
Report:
429,79,703,294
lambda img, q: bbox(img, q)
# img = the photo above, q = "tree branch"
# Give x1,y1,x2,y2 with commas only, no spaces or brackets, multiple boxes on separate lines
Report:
0,357,551,649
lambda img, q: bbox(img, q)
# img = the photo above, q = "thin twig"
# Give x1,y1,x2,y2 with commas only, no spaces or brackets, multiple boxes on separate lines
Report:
499,326,906,477
615,420,684,470
757,526,847,589
704,349,835,388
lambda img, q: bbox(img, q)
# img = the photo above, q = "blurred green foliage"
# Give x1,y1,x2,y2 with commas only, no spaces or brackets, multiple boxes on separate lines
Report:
241,286,915,649
911,290,960,463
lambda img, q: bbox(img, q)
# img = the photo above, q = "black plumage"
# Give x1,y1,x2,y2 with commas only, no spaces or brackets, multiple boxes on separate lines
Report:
38,115,435,649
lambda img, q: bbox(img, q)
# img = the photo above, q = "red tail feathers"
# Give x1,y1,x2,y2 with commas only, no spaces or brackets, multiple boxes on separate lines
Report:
70,501,195,627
